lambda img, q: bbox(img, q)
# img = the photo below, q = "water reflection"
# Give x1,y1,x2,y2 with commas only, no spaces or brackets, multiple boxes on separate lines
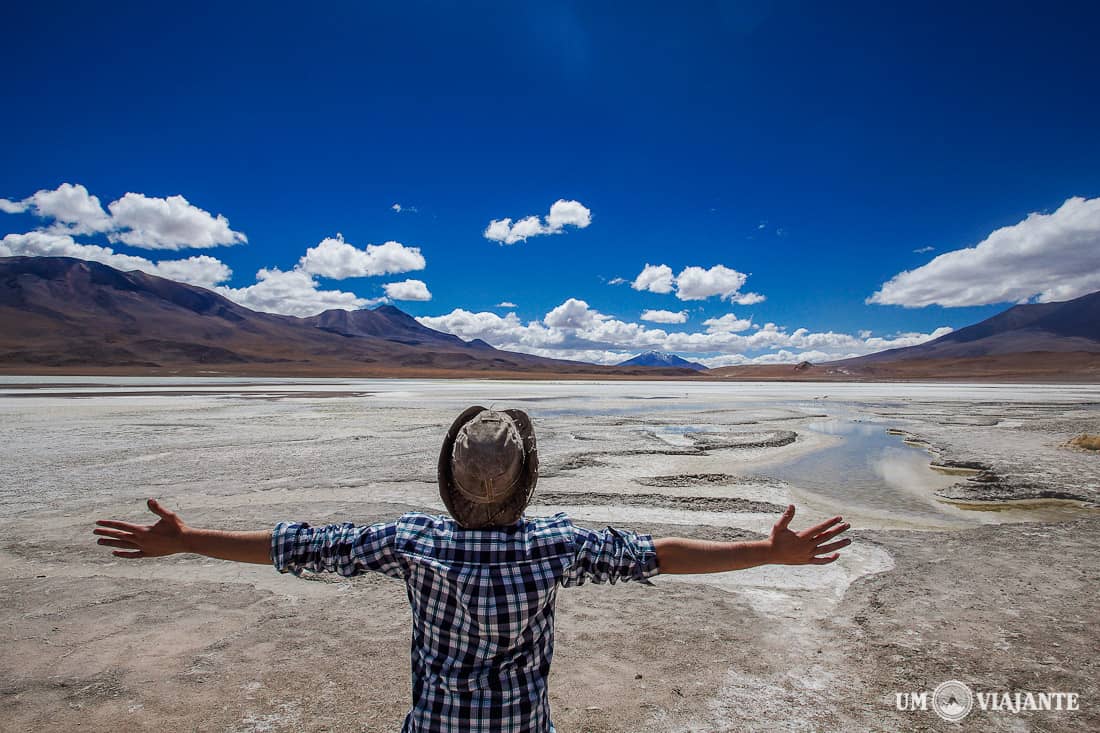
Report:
766,419,963,520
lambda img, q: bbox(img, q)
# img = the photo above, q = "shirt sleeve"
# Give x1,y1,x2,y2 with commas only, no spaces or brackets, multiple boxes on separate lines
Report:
271,520,406,579
559,524,660,587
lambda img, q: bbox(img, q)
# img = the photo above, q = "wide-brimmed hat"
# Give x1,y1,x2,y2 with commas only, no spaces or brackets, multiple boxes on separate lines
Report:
438,405,538,529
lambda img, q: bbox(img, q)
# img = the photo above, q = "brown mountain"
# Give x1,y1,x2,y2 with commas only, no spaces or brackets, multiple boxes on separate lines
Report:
710,290,1100,382
841,290,1100,363
0,256,697,377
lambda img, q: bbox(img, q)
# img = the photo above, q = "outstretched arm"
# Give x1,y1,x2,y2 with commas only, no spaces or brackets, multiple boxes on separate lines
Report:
654,505,850,574
94,498,271,565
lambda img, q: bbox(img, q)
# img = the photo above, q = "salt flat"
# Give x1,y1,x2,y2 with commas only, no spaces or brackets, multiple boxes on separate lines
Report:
1,378,1098,731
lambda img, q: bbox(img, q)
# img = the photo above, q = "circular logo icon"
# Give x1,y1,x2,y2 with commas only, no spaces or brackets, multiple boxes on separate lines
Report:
932,680,974,722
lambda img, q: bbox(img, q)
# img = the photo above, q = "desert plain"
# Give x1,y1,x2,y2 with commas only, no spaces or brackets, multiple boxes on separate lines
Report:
1,377,1098,732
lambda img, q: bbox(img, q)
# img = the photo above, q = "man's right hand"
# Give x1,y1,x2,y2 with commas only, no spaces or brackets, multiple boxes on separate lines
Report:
93,498,189,559
766,504,851,565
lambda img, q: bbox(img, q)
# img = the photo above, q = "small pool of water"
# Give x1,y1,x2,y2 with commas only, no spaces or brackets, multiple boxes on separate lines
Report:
765,419,965,521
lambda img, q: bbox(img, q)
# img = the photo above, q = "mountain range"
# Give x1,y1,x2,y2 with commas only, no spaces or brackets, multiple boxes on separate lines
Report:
0,257,696,377
2,256,1098,381
710,291,1100,381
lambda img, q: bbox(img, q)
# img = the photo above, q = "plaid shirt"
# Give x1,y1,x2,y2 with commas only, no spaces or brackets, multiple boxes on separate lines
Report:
271,512,660,733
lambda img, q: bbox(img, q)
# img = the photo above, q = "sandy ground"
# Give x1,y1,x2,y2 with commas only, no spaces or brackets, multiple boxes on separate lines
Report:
1,378,1098,732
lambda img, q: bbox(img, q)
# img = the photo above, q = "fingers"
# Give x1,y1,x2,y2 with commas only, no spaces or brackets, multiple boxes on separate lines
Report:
97,538,140,550
95,519,144,532
113,550,145,559
773,504,796,532
147,498,176,520
812,522,850,543
809,553,839,565
814,538,851,555
93,527,134,540
802,515,843,538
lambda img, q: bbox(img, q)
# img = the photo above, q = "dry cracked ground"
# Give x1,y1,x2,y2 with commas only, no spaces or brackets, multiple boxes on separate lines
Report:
1,379,1098,732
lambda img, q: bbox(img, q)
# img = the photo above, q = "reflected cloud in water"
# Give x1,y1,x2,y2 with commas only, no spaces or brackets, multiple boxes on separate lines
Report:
767,419,962,520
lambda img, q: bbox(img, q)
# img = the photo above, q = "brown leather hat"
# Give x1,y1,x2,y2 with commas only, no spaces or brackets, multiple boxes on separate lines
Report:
438,405,538,529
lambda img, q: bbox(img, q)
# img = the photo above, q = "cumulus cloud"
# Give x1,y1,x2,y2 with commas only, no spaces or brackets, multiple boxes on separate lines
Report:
732,291,766,305
0,184,436,316
703,313,753,333
297,234,426,279
544,298,607,329
496,301,518,308
545,199,591,230
0,230,232,289
641,309,688,324
674,265,748,301
631,262,764,303
145,256,233,289
383,279,432,301
107,193,247,250
220,234,428,314
870,196,1100,307
631,263,675,294
483,199,591,244
418,298,952,365
607,277,627,285
215,268,377,317
1,183,246,250
13,183,112,234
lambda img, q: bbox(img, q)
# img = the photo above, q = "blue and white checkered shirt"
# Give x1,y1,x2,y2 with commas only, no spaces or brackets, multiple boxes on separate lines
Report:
271,512,660,733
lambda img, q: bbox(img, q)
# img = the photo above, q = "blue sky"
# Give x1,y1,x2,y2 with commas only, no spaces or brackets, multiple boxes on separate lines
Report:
2,2,1098,365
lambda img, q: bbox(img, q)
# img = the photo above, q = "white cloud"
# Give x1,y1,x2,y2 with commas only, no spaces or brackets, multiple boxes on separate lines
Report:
674,265,748,301
1,230,144,270
545,199,591,230
732,291,766,305
216,268,375,317
418,297,952,365
417,309,556,349
607,277,627,285
913,246,935,254
2,184,248,249
641,309,688,324
0,184,438,315
0,230,232,289
106,192,247,250
696,350,846,368
496,301,518,308
0,183,112,234
630,262,764,303
297,234,425,279
383,279,432,301
484,199,591,244
144,256,233,289
544,298,607,329
703,313,753,333
26,183,112,234
631,263,675,294
391,203,417,213
870,196,1100,307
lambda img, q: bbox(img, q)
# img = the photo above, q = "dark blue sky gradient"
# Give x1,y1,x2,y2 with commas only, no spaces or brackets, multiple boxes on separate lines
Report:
2,1,1098,341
